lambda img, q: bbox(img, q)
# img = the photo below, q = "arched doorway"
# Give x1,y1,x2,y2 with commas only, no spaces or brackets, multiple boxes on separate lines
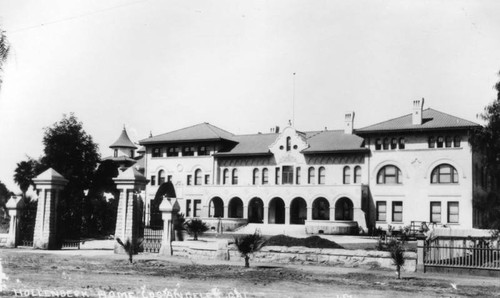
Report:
248,197,264,223
209,197,224,218
228,197,243,218
290,197,307,224
335,197,353,221
312,197,330,220
268,197,285,224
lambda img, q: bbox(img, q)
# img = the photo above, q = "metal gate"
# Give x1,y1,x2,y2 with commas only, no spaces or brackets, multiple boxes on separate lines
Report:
19,199,37,247
142,207,163,253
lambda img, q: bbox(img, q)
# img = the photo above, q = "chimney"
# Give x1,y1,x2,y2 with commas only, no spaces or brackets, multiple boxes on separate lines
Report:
412,98,425,125
345,111,355,134
275,126,280,134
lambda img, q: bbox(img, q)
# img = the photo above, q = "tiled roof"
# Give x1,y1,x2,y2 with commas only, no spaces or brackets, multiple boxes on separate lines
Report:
139,123,235,145
356,108,480,133
215,130,366,156
110,128,137,149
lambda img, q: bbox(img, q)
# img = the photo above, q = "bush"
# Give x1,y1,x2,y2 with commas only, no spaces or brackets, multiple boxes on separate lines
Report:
184,218,209,240
234,231,266,267
265,235,343,249
387,239,405,279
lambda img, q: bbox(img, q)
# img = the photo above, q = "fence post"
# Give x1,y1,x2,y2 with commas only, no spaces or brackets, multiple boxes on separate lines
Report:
159,197,180,256
113,167,148,255
5,195,24,248
32,168,68,250
417,239,425,272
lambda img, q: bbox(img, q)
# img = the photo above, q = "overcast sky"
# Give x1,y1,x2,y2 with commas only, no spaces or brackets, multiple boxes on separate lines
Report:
1,0,500,192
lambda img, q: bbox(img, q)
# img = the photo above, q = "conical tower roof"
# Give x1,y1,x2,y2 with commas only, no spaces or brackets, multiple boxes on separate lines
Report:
110,127,137,149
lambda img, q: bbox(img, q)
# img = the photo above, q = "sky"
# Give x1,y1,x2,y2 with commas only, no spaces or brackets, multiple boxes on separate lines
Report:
0,0,500,193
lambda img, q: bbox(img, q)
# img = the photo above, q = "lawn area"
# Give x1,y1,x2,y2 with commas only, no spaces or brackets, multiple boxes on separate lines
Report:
1,249,500,298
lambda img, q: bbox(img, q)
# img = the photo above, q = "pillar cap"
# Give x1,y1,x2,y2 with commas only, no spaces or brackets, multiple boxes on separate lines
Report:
6,195,24,210
113,167,148,185
159,197,180,213
33,168,69,186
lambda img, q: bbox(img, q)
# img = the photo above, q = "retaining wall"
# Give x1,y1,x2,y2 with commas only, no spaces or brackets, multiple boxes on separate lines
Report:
0,233,8,247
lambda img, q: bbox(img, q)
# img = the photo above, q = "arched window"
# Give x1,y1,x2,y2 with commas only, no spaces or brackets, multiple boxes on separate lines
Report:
391,138,397,150
377,165,402,184
262,168,269,185
253,168,260,185
158,170,165,185
431,164,458,184
335,197,353,221
354,166,361,184
308,167,315,184
232,169,238,185
318,167,326,185
343,166,351,184
445,136,452,148
223,169,229,185
312,197,330,220
399,137,405,149
286,136,291,151
194,169,202,185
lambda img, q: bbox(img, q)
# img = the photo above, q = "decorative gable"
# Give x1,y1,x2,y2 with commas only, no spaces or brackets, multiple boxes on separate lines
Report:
269,126,309,165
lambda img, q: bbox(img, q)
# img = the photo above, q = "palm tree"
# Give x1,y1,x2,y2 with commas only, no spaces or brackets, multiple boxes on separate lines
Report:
184,218,209,240
234,231,266,268
0,28,9,88
388,239,405,279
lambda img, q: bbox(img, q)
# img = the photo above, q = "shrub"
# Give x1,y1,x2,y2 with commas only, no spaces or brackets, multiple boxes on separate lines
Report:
184,218,209,240
387,239,405,279
265,235,343,249
234,231,266,268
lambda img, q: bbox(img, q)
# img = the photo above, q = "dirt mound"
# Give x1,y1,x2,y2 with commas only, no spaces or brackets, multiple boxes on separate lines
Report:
265,235,343,249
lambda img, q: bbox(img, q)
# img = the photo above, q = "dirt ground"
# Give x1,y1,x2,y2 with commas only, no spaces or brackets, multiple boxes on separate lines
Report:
1,249,499,298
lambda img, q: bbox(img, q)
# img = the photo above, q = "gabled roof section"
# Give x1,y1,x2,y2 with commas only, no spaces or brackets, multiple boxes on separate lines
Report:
356,108,480,133
215,133,279,156
110,128,137,149
139,122,235,145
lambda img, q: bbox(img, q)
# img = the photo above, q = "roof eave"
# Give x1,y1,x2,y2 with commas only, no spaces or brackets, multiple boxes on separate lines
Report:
139,137,237,146
302,148,369,154
354,125,481,135
213,152,273,157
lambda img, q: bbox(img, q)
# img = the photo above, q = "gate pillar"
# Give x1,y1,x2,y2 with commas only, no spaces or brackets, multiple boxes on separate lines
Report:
159,197,181,255
113,167,148,255
5,195,24,248
32,168,68,250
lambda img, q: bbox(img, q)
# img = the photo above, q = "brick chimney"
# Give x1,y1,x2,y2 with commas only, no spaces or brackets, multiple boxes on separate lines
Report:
412,98,425,125
345,111,355,134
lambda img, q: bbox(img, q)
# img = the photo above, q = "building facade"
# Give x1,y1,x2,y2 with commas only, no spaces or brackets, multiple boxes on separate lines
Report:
113,100,484,234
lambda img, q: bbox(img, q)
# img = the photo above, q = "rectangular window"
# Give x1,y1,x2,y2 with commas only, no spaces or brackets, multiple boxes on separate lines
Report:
375,139,382,150
428,137,435,148
183,146,195,156
193,199,202,217
430,202,441,223
445,136,452,148
282,166,294,184
437,137,444,148
197,146,208,156
398,138,405,149
448,202,459,223
152,147,162,157
187,175,192,186
453,136,461,148
392,201,403,222
151,175,156,186
262,169,269,185
376,201,386,222
204,174,210,185
167,147,177,157
391,138,397,150
275,167,281,185
296,167,301,185
186,200,191,217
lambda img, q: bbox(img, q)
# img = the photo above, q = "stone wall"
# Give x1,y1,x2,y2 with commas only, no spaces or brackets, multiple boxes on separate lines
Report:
171,239,417,272
0,233,7,247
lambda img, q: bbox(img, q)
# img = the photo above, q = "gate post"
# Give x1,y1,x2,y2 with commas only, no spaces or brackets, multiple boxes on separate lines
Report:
5,195,24,248
159,197,180,255
113,167,148,255
32,168,68,250
417,239,425,272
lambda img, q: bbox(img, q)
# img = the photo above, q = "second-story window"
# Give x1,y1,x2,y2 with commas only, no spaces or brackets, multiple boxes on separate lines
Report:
308,167,315,184
232,169,238,185
296,167,301,184
286,137,291,151
282,166,293,184
223,169,229,185
391,138,397,150
198,146,208,156
377,165,402,184
114,149,118,157
354,166,361,184
375,139,382,150
167,147,177,157
194,169,202,185
262,168,269,185
398,137,405,149
158,170,165,185
318,167,326,184
343,166,351,184
183,146,195,156
152,147,162,157
275,167,281,185
253,168,260,185
453,136,461,147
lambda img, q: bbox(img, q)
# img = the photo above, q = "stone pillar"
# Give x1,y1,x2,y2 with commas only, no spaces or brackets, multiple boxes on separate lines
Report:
243,205,248,220
159,197,180,256
330,208,336,221
5,195,24,248
224,205,229,219
32,168,68,250
285,207,290,225
307,207,313,221
417,239,425,272
263,206,269,224
113,167,148,254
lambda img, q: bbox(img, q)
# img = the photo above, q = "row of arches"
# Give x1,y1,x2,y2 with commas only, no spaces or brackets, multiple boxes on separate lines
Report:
208,196,354,224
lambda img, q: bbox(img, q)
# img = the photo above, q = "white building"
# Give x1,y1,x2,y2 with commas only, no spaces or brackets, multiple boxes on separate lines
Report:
113,100,484,234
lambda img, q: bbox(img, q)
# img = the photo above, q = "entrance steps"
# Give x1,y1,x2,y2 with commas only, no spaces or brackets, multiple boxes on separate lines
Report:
232,223,307,236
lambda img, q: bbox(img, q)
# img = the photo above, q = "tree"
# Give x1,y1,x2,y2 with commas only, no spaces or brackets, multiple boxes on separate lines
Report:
387,239,406,280
40,113,100,240
13,157,43,198
471,70,500,230
0,27,9,88
184,218,209,240
234,231,266,268
0,181,13,232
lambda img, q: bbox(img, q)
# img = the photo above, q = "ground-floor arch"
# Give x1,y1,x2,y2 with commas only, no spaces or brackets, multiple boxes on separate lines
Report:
268,197,285,224
248,197,264,223
290,197,307,224
208,197,224,218
312,197,330,220
335,197,353,221
228,197,243,218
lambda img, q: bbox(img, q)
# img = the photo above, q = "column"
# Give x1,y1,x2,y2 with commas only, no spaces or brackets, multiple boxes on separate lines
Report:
243,205,248,220
330,208,335,221
307,207,313,221
32,168,68,250
5,196,24,248
113,167,148,255
224,205,229,218
263,206,269,224
285,206,290,225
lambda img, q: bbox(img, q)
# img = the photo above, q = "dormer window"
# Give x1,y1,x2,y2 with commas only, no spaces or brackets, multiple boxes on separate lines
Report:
114,149,118,157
